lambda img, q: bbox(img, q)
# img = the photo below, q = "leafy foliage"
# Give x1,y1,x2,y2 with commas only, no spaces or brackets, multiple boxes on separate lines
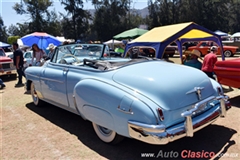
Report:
147,0,233,32
0,16,8,42
2,0,240,42
60,0,91,41
91,0,146,41
7,36,21,45
12,0,61,35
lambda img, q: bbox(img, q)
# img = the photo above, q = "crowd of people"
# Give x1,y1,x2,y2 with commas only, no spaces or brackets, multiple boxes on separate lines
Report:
183,46,218,80
0,42,60,89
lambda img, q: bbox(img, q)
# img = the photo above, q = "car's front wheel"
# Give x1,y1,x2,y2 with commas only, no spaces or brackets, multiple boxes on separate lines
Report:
224,50,232,57
92,122,124,144
31,82,44,107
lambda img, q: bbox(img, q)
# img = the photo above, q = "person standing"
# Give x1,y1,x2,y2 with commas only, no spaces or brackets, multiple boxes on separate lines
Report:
46,43,56,60
184,49,202,70
201,46,218,79
31,43,46,66
12,42,25,87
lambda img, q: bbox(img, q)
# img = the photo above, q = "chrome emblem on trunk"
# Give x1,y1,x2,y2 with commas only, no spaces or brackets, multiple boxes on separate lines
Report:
186,87,204,100
196,88,202,100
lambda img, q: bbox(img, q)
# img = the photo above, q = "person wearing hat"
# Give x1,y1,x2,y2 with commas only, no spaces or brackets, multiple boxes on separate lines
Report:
201,46,218,80
184,49,202,70
46,43,56,60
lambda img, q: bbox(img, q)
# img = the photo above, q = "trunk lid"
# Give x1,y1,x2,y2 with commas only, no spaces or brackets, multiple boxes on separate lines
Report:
113,61,215,111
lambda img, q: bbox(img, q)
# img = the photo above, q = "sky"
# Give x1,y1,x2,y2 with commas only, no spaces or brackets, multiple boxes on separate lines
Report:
0,0,148,28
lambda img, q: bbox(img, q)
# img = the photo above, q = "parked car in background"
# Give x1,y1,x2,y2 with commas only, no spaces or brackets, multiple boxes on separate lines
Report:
214,58,240,88
165,43,186,57
188,41,239,57
3,47,14,59
0,48,16,76
23,51,37,69
25,43,231,145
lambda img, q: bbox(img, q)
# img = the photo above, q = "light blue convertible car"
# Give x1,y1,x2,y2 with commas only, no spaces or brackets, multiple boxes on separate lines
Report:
25,43,231,145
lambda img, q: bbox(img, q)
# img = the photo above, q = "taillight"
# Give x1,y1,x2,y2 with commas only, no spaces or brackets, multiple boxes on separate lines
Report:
158,108,164,121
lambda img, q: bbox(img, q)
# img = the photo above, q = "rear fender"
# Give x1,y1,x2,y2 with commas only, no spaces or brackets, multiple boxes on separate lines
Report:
73,79,157,137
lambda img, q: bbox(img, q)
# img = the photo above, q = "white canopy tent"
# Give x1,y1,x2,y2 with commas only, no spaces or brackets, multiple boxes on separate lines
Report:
231,32,240,38
104,39,124,49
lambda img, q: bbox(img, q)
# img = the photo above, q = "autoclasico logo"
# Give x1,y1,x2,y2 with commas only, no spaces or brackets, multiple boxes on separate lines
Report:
140,150,239,159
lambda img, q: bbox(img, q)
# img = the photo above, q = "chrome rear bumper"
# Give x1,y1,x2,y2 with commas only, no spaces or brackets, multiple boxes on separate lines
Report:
128,95,230,145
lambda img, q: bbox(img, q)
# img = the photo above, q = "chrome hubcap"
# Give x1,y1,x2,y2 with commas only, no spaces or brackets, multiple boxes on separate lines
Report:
224,51,231,57
31,85,38,103
97,126,112,136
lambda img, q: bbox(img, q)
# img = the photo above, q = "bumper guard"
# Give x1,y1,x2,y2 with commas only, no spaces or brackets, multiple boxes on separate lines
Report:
128,95,230,145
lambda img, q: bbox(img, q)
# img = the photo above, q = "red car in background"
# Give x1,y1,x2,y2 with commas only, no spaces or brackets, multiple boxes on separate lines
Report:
214,58,240,88
0,48,16,76
188,41,239,57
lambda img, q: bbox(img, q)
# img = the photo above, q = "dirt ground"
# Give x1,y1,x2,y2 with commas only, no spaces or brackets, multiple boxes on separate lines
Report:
0,58,239,160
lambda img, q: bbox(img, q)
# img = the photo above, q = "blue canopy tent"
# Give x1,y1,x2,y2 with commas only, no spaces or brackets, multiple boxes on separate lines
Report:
0,41,11,48
124,22,225,60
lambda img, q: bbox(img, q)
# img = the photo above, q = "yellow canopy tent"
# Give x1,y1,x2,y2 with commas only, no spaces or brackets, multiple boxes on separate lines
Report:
124,22,224,60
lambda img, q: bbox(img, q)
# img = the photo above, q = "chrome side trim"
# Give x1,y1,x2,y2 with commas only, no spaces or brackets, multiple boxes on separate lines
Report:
40,77,64,83
26,73,39,78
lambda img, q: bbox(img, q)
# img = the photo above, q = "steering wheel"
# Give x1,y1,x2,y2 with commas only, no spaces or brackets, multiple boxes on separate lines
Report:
61,54,81,64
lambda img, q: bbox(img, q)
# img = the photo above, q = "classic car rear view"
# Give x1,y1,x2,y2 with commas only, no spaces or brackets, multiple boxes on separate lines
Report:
25,43,231,145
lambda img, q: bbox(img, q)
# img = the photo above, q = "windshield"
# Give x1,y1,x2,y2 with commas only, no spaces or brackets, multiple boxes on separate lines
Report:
73,44,104,57
51,43,109,64
0,49,5,56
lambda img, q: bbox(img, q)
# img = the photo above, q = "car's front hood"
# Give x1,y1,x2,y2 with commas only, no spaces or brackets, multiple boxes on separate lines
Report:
215,58,240,67
0,56,12,62
113,61,215,110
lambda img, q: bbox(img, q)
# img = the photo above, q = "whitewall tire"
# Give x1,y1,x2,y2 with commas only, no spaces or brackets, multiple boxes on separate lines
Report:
31,82,44,107
92,122,124,144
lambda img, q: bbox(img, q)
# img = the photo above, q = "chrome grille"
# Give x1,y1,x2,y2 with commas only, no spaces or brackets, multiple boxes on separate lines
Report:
2,63,10,69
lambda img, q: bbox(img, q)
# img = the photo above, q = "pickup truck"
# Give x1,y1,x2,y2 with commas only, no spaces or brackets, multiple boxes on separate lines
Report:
214,58,240,88
0,48,16,76
188,41,239,57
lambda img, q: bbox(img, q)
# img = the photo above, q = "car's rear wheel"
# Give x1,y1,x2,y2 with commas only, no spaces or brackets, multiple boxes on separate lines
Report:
31,82,44,106
224,50,232,57
92,122,124,144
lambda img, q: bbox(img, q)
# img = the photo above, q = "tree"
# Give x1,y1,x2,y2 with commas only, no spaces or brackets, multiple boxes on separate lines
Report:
44,10,62,36
7,36,20,45
13,0,54,33
8,23,30,37
146,0,232,33
228,0,240,33
147,0,160,28
92,0,130,41
60,0,91,41
0,16,8,42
